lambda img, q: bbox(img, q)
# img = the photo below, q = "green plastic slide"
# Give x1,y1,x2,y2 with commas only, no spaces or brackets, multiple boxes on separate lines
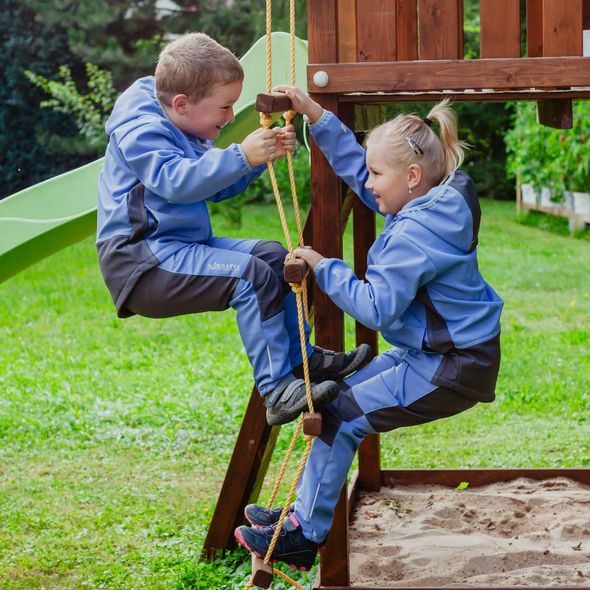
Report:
0,32,307,284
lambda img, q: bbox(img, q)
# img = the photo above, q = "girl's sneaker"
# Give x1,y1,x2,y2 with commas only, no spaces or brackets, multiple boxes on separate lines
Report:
244,504,290,527
234,514,319,571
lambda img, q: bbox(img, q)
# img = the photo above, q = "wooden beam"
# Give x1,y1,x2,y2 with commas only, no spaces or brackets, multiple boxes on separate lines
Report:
307,56,590,93
480,0,521,58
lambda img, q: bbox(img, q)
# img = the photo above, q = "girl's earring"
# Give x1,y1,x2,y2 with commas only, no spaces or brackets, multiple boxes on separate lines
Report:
408,186,413,194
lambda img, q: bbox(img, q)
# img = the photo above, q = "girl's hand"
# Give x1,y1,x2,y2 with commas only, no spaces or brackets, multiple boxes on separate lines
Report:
293,247,325,270
272,85,324,124
273,124,296,157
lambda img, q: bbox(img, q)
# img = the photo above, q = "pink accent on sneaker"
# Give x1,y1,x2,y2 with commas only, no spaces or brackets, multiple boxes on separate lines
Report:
234,527,265,560
288,513,300,527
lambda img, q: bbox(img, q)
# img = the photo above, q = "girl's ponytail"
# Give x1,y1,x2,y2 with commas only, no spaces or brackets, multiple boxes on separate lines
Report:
426,99,469,178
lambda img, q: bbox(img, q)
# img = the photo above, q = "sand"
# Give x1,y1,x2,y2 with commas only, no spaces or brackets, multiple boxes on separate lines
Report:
349,477,590,587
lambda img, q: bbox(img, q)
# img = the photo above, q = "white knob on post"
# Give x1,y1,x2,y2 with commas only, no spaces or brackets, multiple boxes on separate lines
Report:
313,70,330,88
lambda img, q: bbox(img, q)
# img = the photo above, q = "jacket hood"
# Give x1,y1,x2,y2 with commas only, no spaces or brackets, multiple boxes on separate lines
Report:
397,170,481,253
105,76,165,138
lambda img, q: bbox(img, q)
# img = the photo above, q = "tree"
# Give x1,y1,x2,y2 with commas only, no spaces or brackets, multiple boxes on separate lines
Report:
0,0,89,198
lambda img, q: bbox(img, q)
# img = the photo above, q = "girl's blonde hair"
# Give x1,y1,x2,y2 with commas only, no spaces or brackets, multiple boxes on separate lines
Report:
156,32,243,106
366,99,468,184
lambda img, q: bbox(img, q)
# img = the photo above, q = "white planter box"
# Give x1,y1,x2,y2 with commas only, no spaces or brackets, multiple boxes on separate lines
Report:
521,183,538,206
540,187,553,208
563,191,574,211
573,192,590,216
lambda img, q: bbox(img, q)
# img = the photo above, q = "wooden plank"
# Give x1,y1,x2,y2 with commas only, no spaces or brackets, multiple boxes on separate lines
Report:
337,0,357,63
351,138,381,490
480,0,521,58
203,387,276,557
309,0,338,64
584,0,590,29
320,487,350,587
527,0,544,56
397,0,419,60
543,0,583,56
382,468,590,487
418,0,462,59
307,56,590,93
356,0,396,61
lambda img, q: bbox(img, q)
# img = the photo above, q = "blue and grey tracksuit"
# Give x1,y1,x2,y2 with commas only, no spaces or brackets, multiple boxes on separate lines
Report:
96,76,311,394
293,110,503,543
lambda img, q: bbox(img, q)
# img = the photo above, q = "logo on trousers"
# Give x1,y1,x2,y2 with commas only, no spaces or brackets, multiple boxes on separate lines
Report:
207,261,241,273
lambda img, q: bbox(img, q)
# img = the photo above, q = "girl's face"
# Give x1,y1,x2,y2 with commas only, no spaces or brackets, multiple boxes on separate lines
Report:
365,143,414,215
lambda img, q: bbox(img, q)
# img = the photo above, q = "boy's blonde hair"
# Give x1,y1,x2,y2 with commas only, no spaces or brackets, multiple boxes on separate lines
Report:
366,99,468,184
155,32,244,106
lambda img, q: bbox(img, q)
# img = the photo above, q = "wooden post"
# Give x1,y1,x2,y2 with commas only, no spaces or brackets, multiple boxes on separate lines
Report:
536,0,583,128
203,387,277,557
309,1,349,586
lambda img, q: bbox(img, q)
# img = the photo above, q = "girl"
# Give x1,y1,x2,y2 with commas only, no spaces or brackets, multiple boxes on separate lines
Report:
235,91,503,571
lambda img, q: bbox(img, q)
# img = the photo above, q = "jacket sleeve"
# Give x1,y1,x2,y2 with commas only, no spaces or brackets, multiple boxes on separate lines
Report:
309,110,380,214
314,234,437,332
117,123,261,204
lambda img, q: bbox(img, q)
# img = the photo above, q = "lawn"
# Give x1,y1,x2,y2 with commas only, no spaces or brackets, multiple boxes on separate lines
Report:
1,200,589,589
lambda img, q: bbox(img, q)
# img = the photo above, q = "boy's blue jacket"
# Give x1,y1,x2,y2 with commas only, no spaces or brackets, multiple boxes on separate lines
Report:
310,111,503,401
96,76,266,314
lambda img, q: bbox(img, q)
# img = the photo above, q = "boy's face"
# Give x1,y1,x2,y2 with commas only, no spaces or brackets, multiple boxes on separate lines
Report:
365,143,414,215
172,80,243,140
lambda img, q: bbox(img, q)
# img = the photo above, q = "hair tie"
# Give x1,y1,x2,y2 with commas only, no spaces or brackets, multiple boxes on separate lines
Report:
423,116,433,127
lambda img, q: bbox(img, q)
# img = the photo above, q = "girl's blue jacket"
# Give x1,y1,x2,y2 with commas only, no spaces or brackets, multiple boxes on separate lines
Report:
310,111,503,401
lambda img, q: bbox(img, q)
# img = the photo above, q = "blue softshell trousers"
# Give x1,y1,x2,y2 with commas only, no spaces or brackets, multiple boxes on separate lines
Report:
292,110,503,542
96,77,311,394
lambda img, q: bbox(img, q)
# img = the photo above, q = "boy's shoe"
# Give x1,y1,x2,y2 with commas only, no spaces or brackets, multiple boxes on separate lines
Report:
264,375,339,426
235,514,319,571
293,343,373,382
245,504,290,527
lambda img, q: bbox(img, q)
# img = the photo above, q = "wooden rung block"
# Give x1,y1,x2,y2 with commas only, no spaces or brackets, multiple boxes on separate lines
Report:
251,554,273,588
284,259,308,284
303,412,322,436
255,92,293,113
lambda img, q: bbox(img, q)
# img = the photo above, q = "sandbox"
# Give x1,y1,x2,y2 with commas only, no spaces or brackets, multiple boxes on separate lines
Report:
349,476,590,588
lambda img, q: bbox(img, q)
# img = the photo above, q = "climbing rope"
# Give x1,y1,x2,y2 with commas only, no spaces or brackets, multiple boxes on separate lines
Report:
243,1,316,587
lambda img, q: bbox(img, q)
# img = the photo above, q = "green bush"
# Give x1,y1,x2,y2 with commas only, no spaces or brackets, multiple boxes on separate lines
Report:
506,101,590,198
25,63,118,155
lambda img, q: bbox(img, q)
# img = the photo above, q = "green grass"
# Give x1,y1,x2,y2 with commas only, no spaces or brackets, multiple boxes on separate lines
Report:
1,200,589,589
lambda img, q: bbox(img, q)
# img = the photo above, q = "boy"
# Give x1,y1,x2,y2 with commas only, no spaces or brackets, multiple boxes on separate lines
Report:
96,34,372,425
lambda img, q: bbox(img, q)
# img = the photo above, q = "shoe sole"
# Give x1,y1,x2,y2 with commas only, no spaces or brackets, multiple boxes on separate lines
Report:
234,528,313,572
266,381,339,426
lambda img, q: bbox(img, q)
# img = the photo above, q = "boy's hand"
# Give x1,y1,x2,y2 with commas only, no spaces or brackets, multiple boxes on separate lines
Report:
273,125,296,157
272,85,324,124
292,247,325,271
241,128,279,167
